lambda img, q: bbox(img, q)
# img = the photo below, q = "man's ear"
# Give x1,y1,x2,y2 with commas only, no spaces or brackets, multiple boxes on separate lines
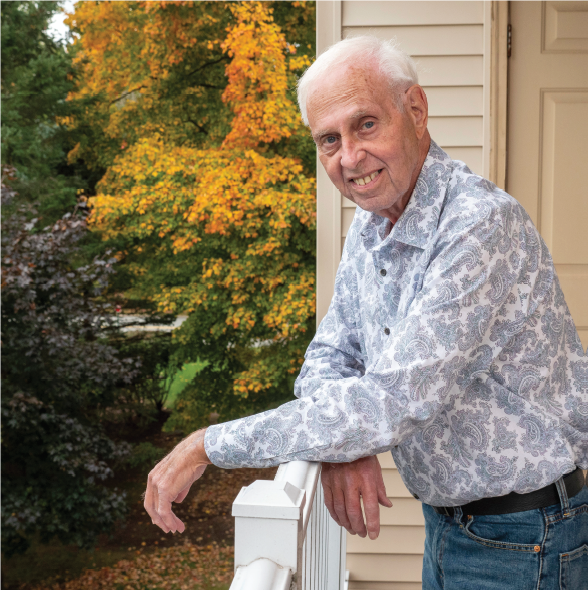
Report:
405,85,428,139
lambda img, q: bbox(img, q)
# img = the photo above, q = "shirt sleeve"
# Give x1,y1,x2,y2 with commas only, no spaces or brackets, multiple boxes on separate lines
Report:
204,205,531,468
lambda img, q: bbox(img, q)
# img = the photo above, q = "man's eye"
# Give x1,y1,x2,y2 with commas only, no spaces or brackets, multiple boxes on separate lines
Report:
364,121,374,129
325,136,337,144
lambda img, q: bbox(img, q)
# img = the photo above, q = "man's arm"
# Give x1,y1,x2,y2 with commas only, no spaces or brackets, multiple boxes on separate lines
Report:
143,226,369,534
147,201,533,533
204,209,527,469
144,426,391,538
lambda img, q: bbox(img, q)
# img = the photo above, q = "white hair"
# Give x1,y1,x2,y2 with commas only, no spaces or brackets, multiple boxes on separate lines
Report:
297,35,418,126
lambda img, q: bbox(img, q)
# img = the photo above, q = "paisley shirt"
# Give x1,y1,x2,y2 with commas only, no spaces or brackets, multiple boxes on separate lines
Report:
205,140,588,506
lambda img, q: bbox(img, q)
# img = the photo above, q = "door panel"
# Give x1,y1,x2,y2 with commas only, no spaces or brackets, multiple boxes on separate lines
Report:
508,1,588,349
539,91,588,262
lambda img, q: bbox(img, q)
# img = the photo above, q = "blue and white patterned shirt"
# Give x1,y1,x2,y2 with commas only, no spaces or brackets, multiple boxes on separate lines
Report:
205,141,588,506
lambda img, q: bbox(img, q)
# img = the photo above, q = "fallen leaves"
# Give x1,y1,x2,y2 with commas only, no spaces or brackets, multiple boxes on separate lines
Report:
31,542,234,590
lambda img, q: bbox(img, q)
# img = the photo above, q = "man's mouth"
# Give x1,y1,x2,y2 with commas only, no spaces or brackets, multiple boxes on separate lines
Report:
351,170,382,186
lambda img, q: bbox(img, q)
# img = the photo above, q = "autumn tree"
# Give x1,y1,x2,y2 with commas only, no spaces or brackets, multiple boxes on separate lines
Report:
67,1,317,428
65,1,315,172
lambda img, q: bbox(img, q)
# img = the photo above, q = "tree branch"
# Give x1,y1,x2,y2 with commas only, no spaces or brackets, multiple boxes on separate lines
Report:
186,55,229,78
191,82,223,90
110,86,147,105
186,118,208,135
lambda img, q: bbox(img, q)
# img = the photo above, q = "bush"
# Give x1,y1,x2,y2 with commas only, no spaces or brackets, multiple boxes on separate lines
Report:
1,204,137,556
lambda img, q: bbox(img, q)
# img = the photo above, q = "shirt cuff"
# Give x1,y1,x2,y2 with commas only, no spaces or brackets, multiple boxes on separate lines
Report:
204,418,284,469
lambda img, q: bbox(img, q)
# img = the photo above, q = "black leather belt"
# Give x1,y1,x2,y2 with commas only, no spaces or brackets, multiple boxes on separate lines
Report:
432,468,585,517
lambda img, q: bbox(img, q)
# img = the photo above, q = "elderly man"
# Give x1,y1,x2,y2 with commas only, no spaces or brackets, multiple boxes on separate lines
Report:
145,36,587,589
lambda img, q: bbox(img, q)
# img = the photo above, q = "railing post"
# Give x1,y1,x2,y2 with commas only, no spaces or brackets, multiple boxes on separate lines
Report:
232,478,306,576
229,461,345,590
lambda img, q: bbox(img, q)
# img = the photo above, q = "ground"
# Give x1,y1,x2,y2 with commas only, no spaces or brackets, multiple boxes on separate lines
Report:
1,427,277,590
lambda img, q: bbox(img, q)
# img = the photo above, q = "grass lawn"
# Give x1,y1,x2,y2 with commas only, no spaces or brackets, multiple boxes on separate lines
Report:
165,360,208,409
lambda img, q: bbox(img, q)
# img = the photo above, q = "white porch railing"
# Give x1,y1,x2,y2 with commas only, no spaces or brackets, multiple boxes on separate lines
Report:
230,461,347,590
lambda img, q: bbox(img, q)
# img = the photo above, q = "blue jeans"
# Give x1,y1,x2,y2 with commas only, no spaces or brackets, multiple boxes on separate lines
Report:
422,480,588,589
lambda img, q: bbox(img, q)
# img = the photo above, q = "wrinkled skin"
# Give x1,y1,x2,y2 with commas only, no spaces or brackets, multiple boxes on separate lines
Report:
321,455,392,539
143,429,210,534
308,61,430,225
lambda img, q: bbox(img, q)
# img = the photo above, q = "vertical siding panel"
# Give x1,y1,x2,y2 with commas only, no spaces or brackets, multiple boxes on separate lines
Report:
316,1,342,322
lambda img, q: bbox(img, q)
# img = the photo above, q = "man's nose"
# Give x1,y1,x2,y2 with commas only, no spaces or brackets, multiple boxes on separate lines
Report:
339,136,366,170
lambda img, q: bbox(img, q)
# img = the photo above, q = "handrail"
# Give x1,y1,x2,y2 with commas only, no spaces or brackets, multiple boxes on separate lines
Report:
229,461,346,590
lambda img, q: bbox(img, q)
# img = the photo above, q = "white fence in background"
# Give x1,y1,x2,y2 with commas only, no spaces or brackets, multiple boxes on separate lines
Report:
229,461,347,590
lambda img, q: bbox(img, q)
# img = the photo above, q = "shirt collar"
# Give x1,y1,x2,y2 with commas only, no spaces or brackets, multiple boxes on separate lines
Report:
360,140,453,251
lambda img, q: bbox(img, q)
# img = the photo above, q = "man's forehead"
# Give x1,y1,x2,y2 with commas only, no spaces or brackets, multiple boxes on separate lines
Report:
311,63,380,98
306,64,390,127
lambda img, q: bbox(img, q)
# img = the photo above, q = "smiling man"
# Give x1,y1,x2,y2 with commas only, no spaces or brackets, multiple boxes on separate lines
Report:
145,36,587,589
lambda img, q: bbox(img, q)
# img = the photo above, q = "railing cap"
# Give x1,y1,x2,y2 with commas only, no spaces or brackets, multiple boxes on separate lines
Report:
232,480,306,520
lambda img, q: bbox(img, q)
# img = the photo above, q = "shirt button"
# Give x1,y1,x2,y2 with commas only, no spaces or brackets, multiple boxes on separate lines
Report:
413,493,420,500
384,327,390,335
380,269,387,276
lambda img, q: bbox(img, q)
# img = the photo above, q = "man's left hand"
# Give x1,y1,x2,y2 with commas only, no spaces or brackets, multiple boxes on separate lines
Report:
321,455,392,540
144,428,211,534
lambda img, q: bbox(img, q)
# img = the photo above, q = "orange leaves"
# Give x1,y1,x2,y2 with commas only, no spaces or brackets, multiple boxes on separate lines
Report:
66,2,149,99
67,1,221,101
91,135,316,335
64,2,231,170
221,2,305,149
184,148,315,238
92,136,315,245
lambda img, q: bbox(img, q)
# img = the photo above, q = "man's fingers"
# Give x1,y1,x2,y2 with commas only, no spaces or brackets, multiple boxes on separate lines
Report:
330,476,354,533
342,484,367,537
378,489,393,508
143,428,210,534
144,475,170,533
375,460,393,508
360,487,381,540
321,456,394,540
157,486,187,533
321,472,341,526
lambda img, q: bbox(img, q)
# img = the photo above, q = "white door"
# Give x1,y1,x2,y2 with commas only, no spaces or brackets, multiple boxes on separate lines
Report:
507,1,588,349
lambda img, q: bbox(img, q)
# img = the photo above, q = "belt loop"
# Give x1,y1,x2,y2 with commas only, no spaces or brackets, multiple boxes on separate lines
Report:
555,476,570,516
453,505,463,525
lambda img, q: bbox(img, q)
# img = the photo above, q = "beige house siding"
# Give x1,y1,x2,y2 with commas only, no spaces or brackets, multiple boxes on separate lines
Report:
346,452,425,590
315,2,499,589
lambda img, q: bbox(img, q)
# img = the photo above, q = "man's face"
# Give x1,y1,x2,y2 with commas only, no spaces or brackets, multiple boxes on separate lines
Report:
307,63,428,221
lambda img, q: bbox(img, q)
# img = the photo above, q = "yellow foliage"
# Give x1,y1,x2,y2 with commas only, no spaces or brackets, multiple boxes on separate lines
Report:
221,2,305,148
